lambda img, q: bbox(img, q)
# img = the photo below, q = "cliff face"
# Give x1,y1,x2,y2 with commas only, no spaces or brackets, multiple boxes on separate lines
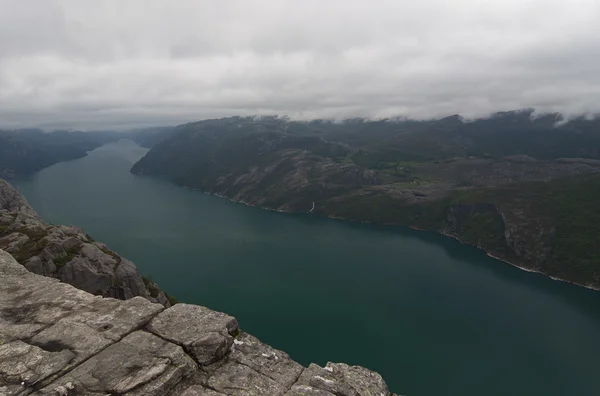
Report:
129,116,600,290
0,249,397,396
131,122,378,213
0,179,170,306
321,176,600,290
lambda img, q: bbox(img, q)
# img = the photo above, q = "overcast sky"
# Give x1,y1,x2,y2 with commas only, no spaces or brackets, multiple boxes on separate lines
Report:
0,0,599,129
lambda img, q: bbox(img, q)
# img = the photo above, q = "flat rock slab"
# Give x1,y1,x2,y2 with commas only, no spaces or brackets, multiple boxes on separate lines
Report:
229,332,304,390
0,340,73,395
147,304,239,365
207,360,287,395
1,248,397,396
30,296,163,370
0,251,96,342
0,249,163,392
34,331,197,396
286,363,391,396
178,385,224,396
174,332,304,396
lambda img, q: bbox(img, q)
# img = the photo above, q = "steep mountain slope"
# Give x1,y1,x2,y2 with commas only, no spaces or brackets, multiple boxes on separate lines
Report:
127,126,176,148
0,178,171,305
130,112,600,289
323,172,600,288
0,129,119,178
131,117,379,211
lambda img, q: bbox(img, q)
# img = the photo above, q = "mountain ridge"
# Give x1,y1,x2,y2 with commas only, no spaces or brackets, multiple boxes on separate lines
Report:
130,112,600,290
0,129,121,179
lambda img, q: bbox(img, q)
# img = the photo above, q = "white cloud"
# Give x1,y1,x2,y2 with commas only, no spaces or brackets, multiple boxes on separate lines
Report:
0,0,599,129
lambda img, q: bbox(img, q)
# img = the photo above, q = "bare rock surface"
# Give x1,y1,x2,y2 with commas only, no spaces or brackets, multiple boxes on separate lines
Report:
147,304,239,365
35,331,196,396
286,362,393,396
0,248,397,396
0,178,170,306
0,341,73,396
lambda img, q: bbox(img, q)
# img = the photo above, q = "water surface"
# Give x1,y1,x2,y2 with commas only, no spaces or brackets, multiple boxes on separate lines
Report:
14,140,600,396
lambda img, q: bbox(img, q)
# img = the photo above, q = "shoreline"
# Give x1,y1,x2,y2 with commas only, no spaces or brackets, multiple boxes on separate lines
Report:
182,183,599,292
486,252,600,292
437,230,600,292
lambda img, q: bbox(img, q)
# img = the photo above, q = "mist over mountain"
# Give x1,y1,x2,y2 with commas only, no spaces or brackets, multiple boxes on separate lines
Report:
130,110,600,288
2,1,600,394
1,1,599,129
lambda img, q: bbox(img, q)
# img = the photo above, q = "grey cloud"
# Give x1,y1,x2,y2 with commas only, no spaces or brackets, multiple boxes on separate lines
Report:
0,0,599,130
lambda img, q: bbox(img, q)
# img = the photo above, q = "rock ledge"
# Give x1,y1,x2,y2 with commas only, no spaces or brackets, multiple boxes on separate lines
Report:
0,249,398,396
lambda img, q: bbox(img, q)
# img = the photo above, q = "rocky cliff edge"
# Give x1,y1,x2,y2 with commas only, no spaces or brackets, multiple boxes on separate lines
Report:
0,179,170,306
0,249,398,396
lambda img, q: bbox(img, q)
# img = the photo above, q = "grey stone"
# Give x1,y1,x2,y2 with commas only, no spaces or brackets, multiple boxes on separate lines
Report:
207,360,288,395
29,296,163,368
0,232,30,255
113,258,155,300
201,332,304,395
56,225,88,239
179,385,224,396
0,340,74,393
35,331,197,396
0,254,94,341
1,249,164,390
60,237,81,251
0,179,35,214
326,363,390,396
1,243,396,396
230,332,304,390
38,242,66,263
287,363,391,396
0,179,171,306
80,243,115,264
162,372,212,396
285,384,335,396
0,249,29,276
147,304,239,365
23,255,44,275
59,256,114,295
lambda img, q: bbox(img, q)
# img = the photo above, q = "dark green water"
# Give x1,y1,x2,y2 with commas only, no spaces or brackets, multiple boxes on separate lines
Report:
13,140,600,396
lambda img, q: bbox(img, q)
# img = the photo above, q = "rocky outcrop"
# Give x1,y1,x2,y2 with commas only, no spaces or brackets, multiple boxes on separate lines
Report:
0,249,398,396
0,179,170,306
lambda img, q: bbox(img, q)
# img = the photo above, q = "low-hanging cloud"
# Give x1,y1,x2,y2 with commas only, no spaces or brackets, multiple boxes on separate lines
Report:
0,0,599,129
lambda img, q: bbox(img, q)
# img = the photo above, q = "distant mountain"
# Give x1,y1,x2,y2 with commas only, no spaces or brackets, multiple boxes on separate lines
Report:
127,126,176,148
0,129,120,178
131,111,600,289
